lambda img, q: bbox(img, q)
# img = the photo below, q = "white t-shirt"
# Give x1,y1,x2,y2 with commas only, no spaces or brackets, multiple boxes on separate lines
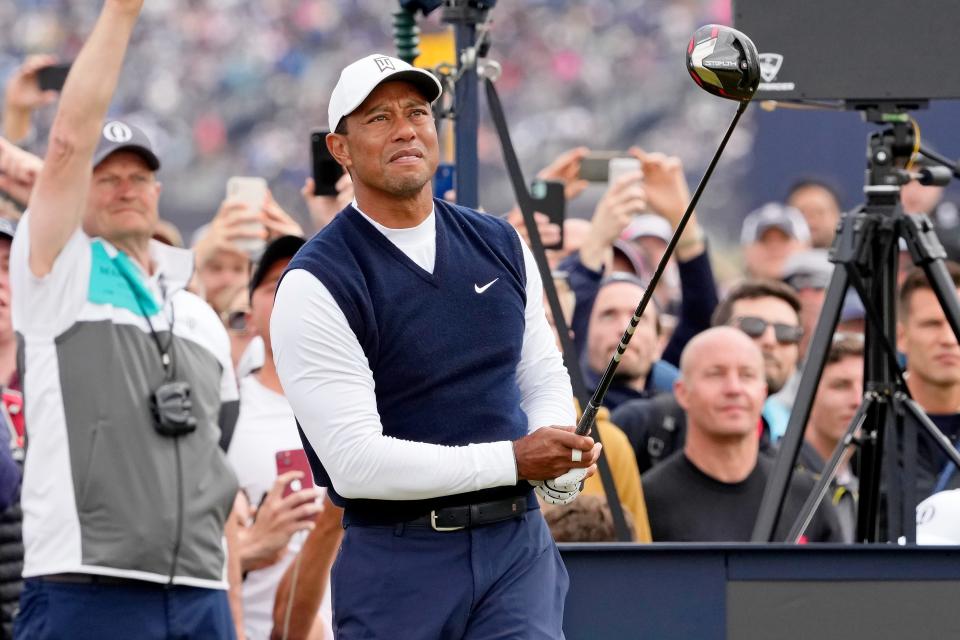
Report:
227,375,332,640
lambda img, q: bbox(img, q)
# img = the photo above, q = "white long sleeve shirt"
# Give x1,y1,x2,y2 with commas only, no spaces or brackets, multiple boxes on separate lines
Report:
271,206,574,501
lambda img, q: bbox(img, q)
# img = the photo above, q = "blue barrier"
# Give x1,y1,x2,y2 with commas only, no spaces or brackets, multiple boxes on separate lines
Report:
559,544,960,640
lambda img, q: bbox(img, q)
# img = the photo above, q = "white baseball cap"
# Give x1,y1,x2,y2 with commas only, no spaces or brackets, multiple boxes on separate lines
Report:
916,489,960,545
740,202,810,246
328,54,443,133
622,214,673,244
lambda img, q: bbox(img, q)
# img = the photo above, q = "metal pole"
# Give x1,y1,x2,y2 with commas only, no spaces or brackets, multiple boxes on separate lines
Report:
450,19,479,208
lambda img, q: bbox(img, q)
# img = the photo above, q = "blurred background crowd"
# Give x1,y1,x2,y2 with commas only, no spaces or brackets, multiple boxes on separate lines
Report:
3,0,958,252
3,0,753,247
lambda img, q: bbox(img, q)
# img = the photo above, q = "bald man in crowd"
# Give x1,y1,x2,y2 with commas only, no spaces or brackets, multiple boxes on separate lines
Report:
641,327,843,542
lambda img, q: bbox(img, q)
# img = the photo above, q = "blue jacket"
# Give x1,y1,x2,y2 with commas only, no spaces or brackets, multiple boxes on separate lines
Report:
561,246,718,409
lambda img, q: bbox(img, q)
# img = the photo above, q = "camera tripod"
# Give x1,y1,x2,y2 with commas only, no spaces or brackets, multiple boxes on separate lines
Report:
753,107,960,543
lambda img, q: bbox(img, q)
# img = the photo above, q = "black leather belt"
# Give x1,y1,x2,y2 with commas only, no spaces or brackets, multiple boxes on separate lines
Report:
39,573,159,588
348,495,530,532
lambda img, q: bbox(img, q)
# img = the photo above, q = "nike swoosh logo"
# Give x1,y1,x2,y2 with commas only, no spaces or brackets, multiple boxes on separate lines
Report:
474,278,499,294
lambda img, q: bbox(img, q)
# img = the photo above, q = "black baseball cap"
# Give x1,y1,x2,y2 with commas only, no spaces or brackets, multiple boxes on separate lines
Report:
249,235,306,300
92,120,161,171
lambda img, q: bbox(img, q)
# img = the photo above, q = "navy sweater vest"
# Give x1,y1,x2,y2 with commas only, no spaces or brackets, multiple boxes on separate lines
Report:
286,199,531,521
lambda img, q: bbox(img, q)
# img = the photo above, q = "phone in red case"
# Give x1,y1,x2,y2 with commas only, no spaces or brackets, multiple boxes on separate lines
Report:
275,449,315,499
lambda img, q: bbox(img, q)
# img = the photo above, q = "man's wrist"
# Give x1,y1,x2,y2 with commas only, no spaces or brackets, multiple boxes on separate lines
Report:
2,108,33,146
675,223,705,257
241,535,283,572
578,239,612,272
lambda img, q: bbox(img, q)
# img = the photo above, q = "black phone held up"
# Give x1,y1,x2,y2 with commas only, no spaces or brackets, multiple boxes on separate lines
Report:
578,151,631,182
311,130,343,197
36,63,71,92
530,179,565,251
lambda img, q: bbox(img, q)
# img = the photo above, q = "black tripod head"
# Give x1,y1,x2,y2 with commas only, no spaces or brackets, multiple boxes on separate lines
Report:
861,106,954,192
864,111,920,191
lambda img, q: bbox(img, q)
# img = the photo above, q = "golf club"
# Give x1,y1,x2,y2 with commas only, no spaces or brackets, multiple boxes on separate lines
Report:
575,24,760,436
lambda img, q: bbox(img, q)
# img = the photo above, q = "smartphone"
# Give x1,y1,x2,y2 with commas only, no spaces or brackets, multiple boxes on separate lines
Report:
276,449,315,499
578,151,631,182
36,63,71,92
226,176,268,256
434,163,456,199
608,157,643,184
530,179,565,250
311,130,343,196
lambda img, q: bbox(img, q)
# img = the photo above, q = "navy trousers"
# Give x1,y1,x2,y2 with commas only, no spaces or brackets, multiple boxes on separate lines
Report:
332,509,568,639
14,578,235,640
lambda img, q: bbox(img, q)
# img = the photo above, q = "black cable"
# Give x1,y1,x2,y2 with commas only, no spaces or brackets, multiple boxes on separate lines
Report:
168,437,184,584
844,266,909,392
484,77,632,542
113,258,186,582
115,264,177,381
280,545,306,640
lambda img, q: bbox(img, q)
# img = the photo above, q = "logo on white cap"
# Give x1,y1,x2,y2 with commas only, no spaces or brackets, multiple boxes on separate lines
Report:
103,121,133,143
917,504,936,525
374,57,397,73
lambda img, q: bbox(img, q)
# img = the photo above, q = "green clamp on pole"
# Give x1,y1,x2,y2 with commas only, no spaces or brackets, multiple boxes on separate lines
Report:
393,9,421,64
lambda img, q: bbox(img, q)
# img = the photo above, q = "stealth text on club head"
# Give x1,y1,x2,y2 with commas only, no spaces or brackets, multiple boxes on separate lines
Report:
687,24,760,101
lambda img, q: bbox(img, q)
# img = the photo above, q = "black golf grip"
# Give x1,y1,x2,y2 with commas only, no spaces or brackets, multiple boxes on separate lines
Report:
575,401,600,437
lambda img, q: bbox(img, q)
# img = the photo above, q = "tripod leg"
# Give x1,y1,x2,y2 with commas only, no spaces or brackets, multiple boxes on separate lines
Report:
787,394,874,543
901,395,960,469
901,394,960,540
919,267,960,353
897,218,960,541
903,215,960,345
900,398,917,541
880,400,901,540
751,266,848,542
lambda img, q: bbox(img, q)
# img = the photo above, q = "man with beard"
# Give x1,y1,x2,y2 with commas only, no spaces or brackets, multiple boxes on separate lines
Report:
712,279,803,440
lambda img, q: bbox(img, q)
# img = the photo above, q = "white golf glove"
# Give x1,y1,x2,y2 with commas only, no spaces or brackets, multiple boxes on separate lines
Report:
530,467,589,506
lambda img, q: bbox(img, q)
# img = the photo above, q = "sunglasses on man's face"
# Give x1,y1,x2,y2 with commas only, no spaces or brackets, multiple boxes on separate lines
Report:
734,316,803,345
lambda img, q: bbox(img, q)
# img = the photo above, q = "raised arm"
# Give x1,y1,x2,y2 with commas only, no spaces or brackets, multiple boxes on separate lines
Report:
631,149,717,364
26,0,143,277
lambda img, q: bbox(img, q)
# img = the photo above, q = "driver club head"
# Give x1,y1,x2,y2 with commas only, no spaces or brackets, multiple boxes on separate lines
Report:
687,25,760,101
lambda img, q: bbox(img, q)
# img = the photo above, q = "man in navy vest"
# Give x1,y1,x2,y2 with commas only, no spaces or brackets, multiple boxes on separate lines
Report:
271,53,602,639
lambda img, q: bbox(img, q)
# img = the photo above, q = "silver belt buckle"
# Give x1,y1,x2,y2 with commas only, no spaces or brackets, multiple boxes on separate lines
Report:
430,510,466,532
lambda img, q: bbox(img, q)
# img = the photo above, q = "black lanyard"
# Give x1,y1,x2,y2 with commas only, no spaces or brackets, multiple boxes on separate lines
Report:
113,255,177,381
